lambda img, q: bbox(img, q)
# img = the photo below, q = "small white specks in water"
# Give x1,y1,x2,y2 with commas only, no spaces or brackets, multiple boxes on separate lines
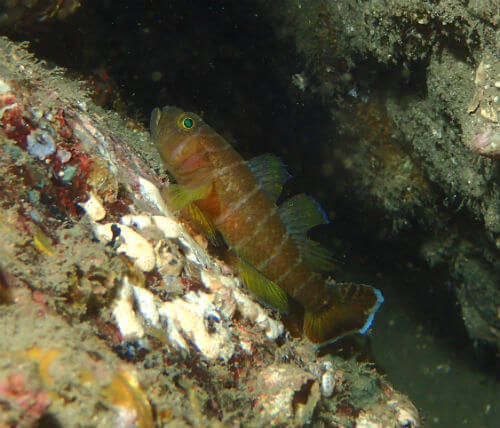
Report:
435,363,451,374
78,192,106,221
291,73,308,91
151,71,162,82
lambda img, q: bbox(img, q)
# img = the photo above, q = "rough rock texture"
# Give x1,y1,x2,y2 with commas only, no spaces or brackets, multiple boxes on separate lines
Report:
0,0,81,28
258,0,499,348
0,38,419,427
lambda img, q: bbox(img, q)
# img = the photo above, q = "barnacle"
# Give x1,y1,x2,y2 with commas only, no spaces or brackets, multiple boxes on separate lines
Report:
25,129,56,160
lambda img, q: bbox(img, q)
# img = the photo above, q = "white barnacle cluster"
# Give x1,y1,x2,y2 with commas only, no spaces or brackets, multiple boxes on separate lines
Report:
79,178,285,360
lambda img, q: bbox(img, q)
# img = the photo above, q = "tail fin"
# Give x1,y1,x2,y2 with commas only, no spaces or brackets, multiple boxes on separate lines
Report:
304,282,383,345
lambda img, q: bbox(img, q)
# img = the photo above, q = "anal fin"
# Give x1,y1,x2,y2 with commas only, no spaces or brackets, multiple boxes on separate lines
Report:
304,282,383,346
237,257,289,313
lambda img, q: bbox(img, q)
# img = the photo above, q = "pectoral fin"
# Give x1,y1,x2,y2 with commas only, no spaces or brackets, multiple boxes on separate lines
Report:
164,183,212,211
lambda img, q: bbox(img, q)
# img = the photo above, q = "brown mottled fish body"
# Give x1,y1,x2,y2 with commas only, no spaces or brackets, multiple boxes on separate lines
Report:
150,106,383,345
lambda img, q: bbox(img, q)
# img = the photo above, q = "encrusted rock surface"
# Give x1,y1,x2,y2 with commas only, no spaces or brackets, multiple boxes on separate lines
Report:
258,0,499,348
0,37,420,427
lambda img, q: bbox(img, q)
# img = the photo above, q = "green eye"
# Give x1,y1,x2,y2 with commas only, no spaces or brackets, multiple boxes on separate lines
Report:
182,117,194,129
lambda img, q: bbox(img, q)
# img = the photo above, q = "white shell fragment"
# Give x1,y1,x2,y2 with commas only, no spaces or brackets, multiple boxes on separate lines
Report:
120,214,154,230
120,214,181,239
387,396,420,428
137,176,168,214
321,371,335,398
132,284,160,328
201,270,285,341
84,182,285,359
116,224,156,272
158,291,235,361
108,258,285,360
112,277,145,341
152,215,181,239
232,286,284,341
320,359,336,398
78,192,106,221
92,222,113,242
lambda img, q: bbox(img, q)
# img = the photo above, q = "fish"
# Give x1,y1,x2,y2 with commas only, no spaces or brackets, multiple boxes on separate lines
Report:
150,106,383,345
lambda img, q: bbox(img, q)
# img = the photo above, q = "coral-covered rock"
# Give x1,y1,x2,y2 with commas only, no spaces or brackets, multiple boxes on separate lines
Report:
0,37,418,427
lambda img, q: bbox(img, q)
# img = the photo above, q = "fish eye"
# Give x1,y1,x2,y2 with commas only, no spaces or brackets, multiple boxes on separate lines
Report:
182,117,194,129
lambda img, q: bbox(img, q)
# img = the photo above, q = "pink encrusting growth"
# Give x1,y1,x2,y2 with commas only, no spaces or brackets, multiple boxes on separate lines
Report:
467,128,500,159
150,106,383,345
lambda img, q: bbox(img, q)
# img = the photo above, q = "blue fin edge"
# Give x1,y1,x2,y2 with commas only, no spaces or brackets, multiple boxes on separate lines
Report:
312,286,384,349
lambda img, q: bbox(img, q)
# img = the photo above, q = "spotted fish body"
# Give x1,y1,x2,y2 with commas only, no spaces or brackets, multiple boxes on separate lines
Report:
150,106,383,345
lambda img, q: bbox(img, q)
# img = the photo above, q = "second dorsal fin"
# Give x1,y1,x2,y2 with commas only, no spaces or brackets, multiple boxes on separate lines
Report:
246,154,291,202
279,194,337,272
278,194,329,235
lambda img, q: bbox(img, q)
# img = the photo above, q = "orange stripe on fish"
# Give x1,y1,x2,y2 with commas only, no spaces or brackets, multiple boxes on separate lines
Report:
150,106,383,346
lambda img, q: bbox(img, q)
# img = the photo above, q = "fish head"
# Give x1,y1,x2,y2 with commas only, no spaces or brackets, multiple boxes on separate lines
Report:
150,106,210,182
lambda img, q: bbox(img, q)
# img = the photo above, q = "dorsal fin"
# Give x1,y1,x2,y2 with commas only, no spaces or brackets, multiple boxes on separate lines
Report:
245,154,291,202
294,238,338,272
278,194,329,235
279,194,337,272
